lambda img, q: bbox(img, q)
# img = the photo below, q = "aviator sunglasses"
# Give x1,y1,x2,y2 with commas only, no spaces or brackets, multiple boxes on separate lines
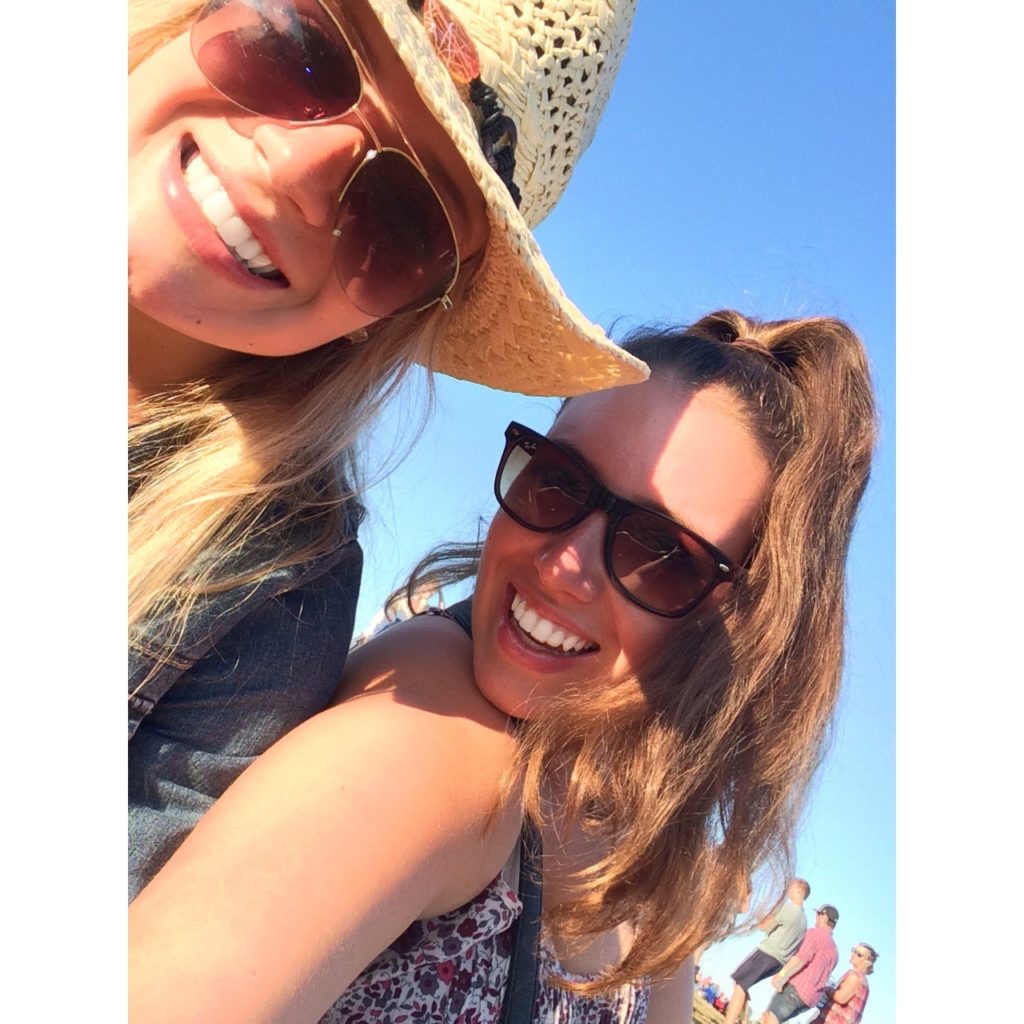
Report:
190,0,461,317
494,423,738,618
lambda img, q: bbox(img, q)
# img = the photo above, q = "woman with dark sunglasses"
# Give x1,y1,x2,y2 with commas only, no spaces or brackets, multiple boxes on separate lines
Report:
129,310,877,1023
127,0,648,900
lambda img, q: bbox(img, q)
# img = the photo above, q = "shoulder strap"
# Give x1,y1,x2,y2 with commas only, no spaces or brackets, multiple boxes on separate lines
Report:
445,597,473,636
421,597,473,637
501,823,543,1024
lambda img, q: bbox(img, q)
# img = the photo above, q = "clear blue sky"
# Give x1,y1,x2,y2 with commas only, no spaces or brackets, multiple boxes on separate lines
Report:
353,1,895,1019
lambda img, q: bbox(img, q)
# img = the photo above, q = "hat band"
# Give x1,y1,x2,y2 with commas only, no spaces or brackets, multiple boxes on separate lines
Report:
407,0,522,206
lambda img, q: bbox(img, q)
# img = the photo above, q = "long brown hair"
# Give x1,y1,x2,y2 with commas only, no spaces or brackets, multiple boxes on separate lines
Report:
402,310,877,992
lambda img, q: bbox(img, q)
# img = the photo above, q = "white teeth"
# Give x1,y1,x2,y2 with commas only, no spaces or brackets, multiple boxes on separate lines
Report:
183,150,282,277
509,591,596,654
531,618,554,644
187,171,220,201
199,190,234,225
217,215,252,248
234,238,263,260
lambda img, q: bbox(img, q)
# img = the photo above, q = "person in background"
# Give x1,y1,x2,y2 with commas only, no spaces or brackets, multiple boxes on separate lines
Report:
763,905,840,1024
809,943,877,1024
128,0,645,899
721,878,810,1024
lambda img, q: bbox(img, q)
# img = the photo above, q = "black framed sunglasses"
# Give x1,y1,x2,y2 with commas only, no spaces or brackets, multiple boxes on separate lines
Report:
190,0,460,318
494,422,738,618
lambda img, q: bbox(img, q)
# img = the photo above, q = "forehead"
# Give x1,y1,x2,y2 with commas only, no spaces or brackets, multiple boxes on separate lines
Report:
549,377,770,557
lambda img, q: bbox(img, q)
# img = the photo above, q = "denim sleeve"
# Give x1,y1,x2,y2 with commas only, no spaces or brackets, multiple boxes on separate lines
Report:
128,537,362,901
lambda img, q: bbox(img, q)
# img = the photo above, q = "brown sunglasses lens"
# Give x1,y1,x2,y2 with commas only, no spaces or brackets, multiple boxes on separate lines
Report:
334,151,458,317
191,0,361,121
498,439,591,528
610,509,715,614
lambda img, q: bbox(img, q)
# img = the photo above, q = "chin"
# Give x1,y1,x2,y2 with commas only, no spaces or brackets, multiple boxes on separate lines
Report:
475,676,531,720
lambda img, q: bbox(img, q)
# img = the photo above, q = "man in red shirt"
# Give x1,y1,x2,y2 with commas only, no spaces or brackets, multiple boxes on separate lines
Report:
762,904,840,1024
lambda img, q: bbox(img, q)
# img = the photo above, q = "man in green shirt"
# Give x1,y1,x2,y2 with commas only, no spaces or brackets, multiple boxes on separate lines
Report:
721,878,810,1024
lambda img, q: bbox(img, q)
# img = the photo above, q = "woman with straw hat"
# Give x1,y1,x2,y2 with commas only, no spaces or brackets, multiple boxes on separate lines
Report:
128,0,647,899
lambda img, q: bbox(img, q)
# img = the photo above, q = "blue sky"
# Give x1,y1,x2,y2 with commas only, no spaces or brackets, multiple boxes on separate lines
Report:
353,1,895,1019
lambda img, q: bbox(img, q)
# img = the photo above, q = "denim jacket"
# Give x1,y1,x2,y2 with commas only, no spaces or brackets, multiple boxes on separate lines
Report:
128,491,364,901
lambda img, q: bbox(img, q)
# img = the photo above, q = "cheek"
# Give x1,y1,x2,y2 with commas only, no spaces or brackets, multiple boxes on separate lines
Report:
607,608,676,680
471,517,517,628
479,513,533,574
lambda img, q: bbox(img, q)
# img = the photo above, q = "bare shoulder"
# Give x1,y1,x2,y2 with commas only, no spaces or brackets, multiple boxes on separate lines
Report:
320,613,520,913
337,612,502,725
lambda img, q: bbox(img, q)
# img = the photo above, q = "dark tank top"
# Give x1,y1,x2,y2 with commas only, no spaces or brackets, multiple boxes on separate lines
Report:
423,597,473,637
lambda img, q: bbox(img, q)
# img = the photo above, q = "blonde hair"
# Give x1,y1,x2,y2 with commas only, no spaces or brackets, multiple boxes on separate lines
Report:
403,310,877,994
128,0,475,667
129,315,445,650
129,0,200,71
858,943,878,972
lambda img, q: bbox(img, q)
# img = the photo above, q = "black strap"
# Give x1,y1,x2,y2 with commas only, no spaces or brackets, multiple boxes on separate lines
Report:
444,597,474,636
501,823,543,1024
420,597,473,637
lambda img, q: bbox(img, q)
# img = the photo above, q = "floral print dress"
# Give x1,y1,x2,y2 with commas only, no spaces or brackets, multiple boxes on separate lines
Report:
319,871,648,1024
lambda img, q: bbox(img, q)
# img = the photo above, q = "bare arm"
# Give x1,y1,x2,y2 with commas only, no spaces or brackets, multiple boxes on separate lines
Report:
644,957,695,1024
770,953,805,991
829,971,862,1006
758,897,787,932
129,617,521,1024
771,922,818,992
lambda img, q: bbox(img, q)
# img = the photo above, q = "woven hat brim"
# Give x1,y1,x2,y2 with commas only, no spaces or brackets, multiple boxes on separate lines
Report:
365,0,650,397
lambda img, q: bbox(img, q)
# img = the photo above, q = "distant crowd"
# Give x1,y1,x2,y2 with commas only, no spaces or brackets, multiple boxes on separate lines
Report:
696,878,878,1024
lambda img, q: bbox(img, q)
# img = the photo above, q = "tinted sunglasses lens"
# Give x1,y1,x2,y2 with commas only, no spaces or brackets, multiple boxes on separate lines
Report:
192,0,361,121
610,509,715,614
498,437,591,529
334,151,458,317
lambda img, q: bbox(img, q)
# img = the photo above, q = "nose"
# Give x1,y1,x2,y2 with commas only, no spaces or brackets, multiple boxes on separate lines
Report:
251,119,368,228
533,514,607,605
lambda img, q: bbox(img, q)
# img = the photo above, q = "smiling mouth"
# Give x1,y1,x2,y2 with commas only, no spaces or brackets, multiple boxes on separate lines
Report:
181,139,288,284
509,590,598,656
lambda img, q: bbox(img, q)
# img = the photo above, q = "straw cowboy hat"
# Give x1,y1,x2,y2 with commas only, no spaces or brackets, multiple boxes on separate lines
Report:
370,0,648,396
